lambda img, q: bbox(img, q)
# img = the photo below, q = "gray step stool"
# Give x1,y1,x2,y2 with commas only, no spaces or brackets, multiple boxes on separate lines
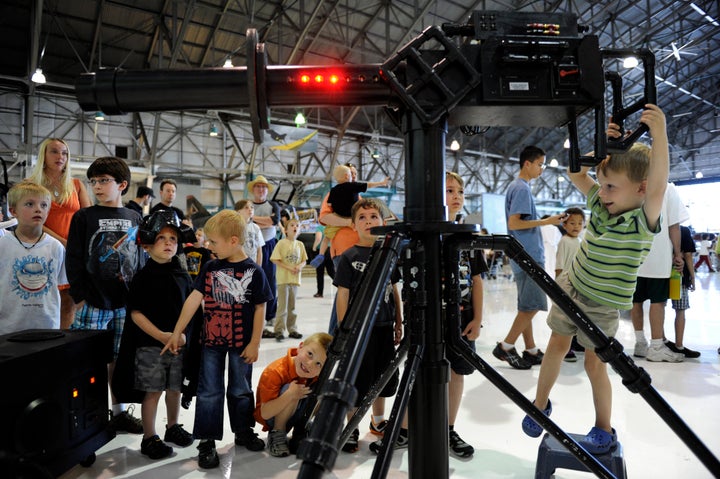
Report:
535,432,627,479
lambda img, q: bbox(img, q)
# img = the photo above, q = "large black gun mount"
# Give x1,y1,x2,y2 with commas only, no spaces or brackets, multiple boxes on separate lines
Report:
75,10,718,479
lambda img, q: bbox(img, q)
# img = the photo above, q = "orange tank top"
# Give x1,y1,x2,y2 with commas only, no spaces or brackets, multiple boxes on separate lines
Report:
44,178,82,240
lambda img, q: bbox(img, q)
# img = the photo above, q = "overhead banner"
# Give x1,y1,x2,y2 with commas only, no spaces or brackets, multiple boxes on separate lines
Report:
263,126,318,152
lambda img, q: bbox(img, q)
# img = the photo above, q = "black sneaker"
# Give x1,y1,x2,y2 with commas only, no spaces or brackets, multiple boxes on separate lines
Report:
369,418,388,436
141,435,173,460
341,428,359,453
492,343,531,370
666,340,701,358
197,440,219,469
449,428,474,458
275,332,285,341
564,349,578,362
571,336,585,352
164,423,194,447
288,331,303,339
522,349,544,366
109,405,144,434
369,429,408,454
235,429,265,451
262,329,274,338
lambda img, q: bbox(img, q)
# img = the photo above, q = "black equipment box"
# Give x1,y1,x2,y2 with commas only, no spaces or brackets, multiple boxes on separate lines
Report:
0,329,115,477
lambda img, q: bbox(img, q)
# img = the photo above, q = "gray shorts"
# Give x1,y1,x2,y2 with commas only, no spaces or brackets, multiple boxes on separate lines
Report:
134,346,184,392
546,272,619,350
514,269,548,312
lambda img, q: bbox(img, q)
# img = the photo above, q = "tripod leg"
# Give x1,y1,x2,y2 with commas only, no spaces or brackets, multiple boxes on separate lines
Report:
340,339,410,447
371,342,423,479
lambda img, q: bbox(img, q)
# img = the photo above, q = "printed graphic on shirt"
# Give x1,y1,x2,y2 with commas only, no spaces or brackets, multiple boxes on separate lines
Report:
88,219,140,286
186,251,204,277
12,255,55,300
203,267,258,348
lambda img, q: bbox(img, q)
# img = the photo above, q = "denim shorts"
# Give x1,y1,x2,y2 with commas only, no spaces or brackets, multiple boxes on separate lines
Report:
514,269,548,312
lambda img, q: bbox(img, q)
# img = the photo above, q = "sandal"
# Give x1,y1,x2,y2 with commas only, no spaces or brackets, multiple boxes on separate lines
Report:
521,399,552,438
579,427,617,454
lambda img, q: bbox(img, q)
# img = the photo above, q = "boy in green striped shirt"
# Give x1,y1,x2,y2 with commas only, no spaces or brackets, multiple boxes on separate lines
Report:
521,104,668,454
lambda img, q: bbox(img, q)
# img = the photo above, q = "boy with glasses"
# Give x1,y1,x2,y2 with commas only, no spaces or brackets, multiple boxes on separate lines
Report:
66,156,146,434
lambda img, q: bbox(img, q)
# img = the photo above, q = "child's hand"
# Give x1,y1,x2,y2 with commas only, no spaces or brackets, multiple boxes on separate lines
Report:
241,342,260,363
639,104,666,138
287,381,312,400
394,322,403,345
161,332,182,355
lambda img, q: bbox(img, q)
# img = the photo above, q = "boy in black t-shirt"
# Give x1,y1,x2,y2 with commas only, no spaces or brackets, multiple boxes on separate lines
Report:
333,198,403,453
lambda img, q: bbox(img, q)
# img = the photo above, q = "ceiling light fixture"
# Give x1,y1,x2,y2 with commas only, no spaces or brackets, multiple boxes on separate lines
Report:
223,58,233,68
623,56,639,68
563,138,571,149
549,158,559,168
695,171,704,179
31,68,46,84
294,112,306,126
690,3,720,26
94,111,105,121
209,124,219,137
450,139,460,151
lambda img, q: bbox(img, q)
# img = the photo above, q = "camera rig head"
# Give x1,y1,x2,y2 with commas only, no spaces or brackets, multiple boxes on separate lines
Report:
75,10,656,173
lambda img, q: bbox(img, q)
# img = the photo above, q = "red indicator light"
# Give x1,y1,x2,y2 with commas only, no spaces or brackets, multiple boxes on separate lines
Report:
329,75,339,84
89,376,96,384
300,74,311,83
72,388,79,399
314,74,324,83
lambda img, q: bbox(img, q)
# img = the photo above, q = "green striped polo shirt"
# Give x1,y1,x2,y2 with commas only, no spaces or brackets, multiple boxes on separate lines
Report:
569,184,659,310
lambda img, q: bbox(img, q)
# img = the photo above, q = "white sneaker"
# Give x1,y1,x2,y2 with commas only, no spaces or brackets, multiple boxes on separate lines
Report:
646,343,684,362
633,341,648,358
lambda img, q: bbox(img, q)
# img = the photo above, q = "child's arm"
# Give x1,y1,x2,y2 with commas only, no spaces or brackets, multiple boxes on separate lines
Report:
639,104,669,230
367,177,390,189
132,310,186,346
683,251,696,290
336,286,350,323
241,302,265,363
568,165,597,197
161,289,203,355
462,274,483,341
260,380,313,420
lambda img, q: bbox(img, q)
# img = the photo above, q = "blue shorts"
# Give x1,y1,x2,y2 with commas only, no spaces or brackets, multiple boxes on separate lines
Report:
70,303,126,359
514,269,548,312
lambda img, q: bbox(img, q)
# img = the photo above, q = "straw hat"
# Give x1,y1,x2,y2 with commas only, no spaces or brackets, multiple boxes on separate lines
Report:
247,175,274,191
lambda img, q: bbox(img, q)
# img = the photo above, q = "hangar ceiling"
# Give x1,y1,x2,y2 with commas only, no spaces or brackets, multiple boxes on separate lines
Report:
1,0,719,210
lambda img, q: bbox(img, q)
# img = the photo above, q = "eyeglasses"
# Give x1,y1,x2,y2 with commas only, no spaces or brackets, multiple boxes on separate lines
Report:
538,162,547,170
87,178,116,186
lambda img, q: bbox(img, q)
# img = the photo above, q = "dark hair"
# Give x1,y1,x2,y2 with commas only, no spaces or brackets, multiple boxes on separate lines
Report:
159,178,177,191
86,156,131,195
519,145,545,168
564,207,585,221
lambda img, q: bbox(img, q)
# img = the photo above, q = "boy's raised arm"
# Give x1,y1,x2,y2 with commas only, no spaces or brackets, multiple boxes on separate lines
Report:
640,104,669,230
568,164,596,196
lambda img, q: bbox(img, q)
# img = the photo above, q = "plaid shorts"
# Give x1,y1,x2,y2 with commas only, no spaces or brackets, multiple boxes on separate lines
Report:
70,303,126,359
671,286,690,311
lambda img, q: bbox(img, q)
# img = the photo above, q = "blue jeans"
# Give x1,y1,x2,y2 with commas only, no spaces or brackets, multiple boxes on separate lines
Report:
261,237,278,322
193,347,254,440
327,255,342,334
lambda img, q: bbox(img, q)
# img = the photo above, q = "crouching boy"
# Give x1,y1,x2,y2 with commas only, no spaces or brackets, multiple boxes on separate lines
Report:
255,332,333,457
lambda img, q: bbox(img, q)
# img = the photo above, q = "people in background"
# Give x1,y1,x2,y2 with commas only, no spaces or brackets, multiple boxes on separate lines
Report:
270,218,308,341
693,233,715,273
26,138,92,327
126,185,154,215
668,225,700,358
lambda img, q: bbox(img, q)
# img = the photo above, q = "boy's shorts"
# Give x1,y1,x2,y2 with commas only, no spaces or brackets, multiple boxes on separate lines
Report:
446,309,477,375
70,303,126,359
671,286,690,311
514,269,548,312
134,346,184,392
632,277,669,304
546,272,619,350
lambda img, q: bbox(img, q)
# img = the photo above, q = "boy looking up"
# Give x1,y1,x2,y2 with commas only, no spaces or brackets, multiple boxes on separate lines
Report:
254,332,333,457
162,209,273,469
270,217,308,341
118,210,197,459
522,104,668,454
0,181,67,335
334,198,403,453
66,156,145,434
